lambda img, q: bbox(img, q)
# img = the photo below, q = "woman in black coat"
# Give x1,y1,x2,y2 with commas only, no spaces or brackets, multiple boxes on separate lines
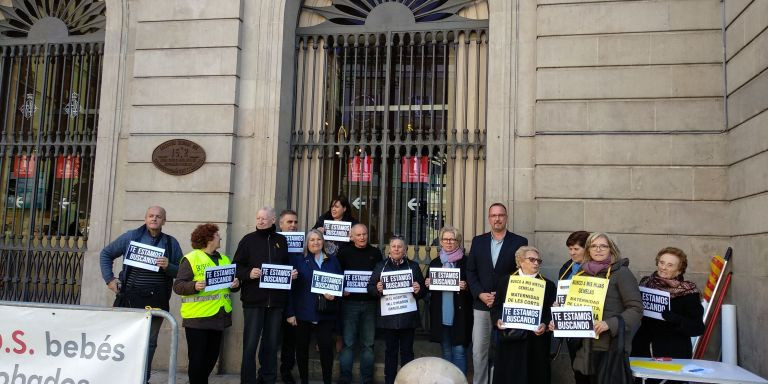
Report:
491,246,556,384
632,247,705,359
367,236,426,384
425,226,473,375
311,195,359,256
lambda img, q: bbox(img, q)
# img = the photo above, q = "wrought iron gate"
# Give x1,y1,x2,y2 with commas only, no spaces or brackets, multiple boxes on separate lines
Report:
291,1,489,260
0,0,105,304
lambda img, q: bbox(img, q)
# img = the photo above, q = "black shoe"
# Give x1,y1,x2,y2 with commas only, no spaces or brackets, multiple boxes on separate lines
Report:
282,374,296,384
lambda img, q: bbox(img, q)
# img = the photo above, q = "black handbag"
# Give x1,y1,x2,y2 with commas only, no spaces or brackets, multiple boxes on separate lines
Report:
317,294,339,314
499,328,528,343
596,316,634,384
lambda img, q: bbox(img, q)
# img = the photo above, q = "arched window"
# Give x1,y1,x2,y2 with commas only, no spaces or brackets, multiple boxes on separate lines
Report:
290,0,488,260
0,0,105,304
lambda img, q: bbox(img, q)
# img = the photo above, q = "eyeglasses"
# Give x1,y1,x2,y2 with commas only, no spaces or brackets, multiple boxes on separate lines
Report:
441,238,457,243
590,244,610,251
525,257,543,264
489,214,507,219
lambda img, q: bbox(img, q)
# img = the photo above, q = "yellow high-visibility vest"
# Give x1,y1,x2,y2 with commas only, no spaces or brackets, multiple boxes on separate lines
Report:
180,249,232,319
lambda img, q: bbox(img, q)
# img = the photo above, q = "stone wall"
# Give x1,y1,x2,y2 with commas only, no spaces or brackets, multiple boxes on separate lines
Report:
73,0,768,378
531,0,729,289
725,0,768,377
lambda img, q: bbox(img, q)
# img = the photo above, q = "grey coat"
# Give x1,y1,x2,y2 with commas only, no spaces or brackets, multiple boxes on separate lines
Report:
572,258,643,375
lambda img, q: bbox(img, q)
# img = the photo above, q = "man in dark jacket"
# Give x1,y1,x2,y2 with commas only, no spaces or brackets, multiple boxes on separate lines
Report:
100,205,182,384
337,224,381,384
234,207,297,384
466,203,528,384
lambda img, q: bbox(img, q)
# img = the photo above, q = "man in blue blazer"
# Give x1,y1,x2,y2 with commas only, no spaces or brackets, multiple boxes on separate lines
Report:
466,203,528,384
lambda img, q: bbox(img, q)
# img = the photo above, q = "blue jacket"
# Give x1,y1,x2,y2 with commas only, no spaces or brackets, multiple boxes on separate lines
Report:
99,224,183,283
287,252,343,323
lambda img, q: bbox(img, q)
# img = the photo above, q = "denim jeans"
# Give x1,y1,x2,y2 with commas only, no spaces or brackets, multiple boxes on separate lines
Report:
145,316,163,384
441,325,467,374
241,307,284,384
339,300,376,384
382,328,415,384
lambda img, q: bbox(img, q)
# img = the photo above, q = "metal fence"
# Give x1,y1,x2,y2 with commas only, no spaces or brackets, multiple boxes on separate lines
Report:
0,0,105,304
291,4,489,264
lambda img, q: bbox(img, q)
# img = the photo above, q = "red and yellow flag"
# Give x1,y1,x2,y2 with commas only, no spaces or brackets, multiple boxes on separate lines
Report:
703,254,725,302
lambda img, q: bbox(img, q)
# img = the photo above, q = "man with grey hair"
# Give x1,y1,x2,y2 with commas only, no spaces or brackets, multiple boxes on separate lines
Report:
100,205,183,384
234,207,297,384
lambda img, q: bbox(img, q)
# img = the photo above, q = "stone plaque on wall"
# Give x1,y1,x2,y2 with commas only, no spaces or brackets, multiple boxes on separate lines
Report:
151,139,206,175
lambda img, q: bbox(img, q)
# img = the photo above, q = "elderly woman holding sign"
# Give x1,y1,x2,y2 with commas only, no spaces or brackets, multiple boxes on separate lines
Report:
424,225,473,374
285,229,343,384
567,232,643,384
173,223,240,384
491,245,556,384
367,235,426,384
632,247,704,360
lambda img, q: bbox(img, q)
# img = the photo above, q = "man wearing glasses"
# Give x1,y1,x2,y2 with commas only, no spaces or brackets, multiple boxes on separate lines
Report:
466,203,528,384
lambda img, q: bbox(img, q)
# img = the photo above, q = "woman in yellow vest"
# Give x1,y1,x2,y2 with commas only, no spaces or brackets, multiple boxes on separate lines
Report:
173,223,240,384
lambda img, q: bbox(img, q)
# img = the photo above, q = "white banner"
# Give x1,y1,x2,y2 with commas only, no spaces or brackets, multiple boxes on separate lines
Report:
322,220,352,242
640,286,671,320
123,241,164,272
344,270,372,293
278,232,305,253
380,293,417,316
0,304,151,384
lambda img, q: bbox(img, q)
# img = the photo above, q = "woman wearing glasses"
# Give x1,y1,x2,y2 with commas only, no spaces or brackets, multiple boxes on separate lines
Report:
424,226,473,375
567,232,643,384
367,235,426,384
491,246,556,384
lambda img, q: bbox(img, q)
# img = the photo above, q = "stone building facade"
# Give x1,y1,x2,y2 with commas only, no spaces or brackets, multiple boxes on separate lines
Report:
1,0,766,379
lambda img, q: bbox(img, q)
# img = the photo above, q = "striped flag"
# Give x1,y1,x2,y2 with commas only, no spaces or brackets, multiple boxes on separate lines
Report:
703,254,725,302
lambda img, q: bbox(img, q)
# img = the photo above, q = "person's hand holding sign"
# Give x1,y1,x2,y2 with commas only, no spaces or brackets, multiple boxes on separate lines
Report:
459,280,467,291
291,269,298,280
496,319,505,330
534,323,546,336
424,278,431,287
412,281,420,295
249,267,262,280
195,280,206,292
323,293,335,301
376,281,384,294
594,320,610,335
156,256,169,269
231,278,240,289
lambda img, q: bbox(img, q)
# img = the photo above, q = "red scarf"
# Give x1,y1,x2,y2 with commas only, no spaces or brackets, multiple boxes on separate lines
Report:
639,272,700,299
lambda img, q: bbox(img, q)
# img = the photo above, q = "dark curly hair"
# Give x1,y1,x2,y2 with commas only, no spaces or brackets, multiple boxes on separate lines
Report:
191,223,219,249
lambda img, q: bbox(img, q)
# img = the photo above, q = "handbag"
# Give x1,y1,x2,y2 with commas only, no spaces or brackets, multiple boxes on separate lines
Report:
595,315,634,384
499,328,528,343
317,294,339,314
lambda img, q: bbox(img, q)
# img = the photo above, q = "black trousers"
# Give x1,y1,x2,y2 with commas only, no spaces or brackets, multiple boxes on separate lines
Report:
281,320,297,378
184,327,223,384
382,328,415,384
295,319,335,384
